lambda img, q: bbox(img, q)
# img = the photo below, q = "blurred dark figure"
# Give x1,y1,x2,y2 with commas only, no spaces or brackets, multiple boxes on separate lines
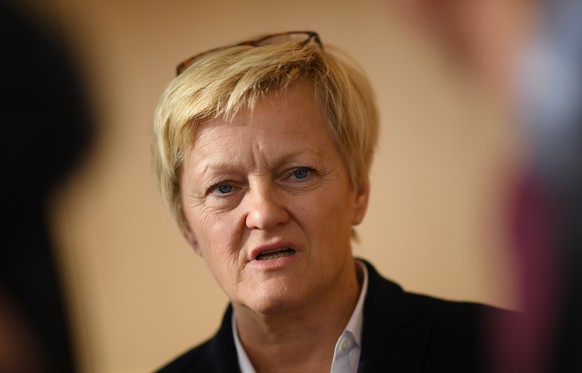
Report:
381,0,582,372
0,1,95,372
517,2,582,372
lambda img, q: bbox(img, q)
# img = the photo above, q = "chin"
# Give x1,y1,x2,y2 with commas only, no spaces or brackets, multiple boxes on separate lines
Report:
242,283,309,316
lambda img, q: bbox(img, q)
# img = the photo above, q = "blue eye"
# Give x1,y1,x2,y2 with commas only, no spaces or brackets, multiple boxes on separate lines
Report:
291,167,315,180
207,181,234,196
216,184,232,194
293,169,309,179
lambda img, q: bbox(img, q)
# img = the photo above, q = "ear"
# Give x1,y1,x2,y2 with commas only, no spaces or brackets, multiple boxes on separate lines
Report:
352,179,370,226
181,222,202,256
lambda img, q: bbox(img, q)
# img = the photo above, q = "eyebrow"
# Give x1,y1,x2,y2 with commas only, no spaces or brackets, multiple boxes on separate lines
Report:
195,147,325,177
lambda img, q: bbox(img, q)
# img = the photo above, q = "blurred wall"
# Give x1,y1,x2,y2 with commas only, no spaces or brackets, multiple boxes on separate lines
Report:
27,0,518,372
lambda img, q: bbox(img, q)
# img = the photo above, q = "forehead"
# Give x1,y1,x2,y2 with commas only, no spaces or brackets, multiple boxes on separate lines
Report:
189,81,335,157
192,82,330,147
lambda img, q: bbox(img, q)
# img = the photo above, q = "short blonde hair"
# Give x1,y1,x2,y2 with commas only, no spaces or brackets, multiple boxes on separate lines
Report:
152,33,379,229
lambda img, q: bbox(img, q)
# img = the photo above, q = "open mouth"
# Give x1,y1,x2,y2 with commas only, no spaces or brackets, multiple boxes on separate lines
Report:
256,248,296,260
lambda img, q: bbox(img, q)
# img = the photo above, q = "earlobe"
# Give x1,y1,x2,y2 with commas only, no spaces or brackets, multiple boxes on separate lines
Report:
181,223,202,256
352,180,370,225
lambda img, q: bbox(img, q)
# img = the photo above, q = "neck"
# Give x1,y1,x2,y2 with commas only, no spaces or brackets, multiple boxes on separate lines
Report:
233,260,363,373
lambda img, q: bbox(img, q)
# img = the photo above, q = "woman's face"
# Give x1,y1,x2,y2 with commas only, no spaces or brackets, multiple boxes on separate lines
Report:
179,81,369,315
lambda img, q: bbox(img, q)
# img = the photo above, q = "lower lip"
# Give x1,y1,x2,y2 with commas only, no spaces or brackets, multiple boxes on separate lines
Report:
247,251,301,270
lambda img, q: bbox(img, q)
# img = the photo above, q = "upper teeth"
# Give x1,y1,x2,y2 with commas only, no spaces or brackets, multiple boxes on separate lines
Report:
262,248,287,255
256,248,294,260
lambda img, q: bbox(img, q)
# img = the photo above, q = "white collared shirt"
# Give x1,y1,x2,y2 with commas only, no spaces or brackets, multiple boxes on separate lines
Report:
232,260,369,373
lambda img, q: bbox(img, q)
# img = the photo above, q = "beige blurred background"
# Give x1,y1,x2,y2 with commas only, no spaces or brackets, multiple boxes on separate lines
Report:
21,0,518,372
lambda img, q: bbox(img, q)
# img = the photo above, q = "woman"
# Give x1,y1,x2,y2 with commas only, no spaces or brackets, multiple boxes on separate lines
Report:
152,31,513,372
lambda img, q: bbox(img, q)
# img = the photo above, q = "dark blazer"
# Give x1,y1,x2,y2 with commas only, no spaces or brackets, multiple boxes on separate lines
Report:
155,259,516,372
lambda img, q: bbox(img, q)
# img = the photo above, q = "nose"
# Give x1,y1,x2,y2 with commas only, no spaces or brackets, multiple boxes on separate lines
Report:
244,182,289,230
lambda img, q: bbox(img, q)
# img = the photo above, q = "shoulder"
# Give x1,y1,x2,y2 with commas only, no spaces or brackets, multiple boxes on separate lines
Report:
360,257,518,326
406,290,517,325
153,305,240,373
406,291,521,369
362,256,520,336
155,339,215,373
358,258,521,371
405,290,519,343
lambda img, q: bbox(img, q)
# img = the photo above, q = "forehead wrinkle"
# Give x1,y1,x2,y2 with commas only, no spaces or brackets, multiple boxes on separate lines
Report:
188,138,244,184
250,135,326,174
250,140,271,174
247,120,329,171
191,82,331,179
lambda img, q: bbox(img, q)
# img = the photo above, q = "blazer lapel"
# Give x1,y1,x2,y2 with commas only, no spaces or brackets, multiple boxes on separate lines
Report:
357,259,430,373
207,305,242,372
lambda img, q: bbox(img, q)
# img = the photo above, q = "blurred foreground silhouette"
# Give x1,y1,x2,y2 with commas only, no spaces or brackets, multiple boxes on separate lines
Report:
381,0,582,371
0,1,95,372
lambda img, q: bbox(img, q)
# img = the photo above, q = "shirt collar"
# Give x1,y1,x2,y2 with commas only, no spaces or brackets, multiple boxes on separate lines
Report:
344,259,368,349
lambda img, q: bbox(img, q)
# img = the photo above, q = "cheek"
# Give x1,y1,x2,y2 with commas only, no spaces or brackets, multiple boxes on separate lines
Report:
192,215,232,253
183,196,223,242
191,213,243,290
187,209,242,261
297,190,355,239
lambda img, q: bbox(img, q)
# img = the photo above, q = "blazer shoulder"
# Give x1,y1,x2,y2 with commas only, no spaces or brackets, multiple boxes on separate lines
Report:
405,291,522,369
154,339,214,373
356,259,522,371
153,305,240,373
405,291,519,324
